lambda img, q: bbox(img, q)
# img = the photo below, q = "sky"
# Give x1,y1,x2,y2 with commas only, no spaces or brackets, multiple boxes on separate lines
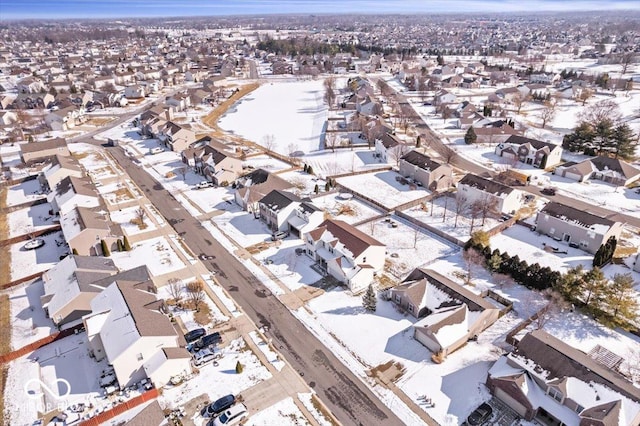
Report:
1,0,639,20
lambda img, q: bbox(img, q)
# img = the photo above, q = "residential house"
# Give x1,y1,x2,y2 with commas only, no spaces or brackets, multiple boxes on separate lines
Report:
305,219,385,293
535,202,624,254
0,110,17,126
473,123,520,144
388,268,500,357
16,77,44,94
554,156,640,187
20,137,70,163
234,168,292,214
83,272,191,388
44,106,86,131
181,137,243,185
124,85,146,99
374,132,411,164
165,92,191,111
433,89,457,105
487,330,640,425
41,255,119,326
496,135,563,169
157,121,196,153
40,154,84,190
60,206,122,256
399,150,453,191
48,175,100,215
258,189,325,238
457,174,526,215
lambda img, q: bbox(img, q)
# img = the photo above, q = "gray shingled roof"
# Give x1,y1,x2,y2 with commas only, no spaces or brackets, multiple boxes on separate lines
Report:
458,173,513,196
540,201,615,228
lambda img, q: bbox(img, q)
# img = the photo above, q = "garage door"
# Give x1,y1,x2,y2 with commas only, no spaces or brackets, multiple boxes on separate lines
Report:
495,388,528,417
563,172,582,182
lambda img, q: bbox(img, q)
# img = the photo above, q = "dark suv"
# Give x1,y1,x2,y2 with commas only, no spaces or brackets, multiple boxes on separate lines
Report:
194,332,222,350
467,402,493,425
201,394,236,417
184,328,206,344
541,187,557,196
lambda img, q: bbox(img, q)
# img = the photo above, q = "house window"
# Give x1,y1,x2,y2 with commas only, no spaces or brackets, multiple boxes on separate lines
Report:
362,257,366,263
395,295,401,303
548,387,563,402
137,353,144,361
408,305,414,312
575,404,584,413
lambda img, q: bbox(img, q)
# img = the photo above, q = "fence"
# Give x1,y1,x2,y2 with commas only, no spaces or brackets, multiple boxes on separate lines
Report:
0,270,46,291
2,197,49,214
0,323,84,364
78,389,159,426
395,210,465,247
504,303,548,347
0,224,61,247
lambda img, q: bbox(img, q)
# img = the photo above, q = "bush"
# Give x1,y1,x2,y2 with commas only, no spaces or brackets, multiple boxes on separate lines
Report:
100,239,111,257
123,235,132,251
72,248,78,255
235,361,244,374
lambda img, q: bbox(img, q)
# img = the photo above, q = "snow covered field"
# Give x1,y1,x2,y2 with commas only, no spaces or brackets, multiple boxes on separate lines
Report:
337,170,432,210
5,178,45,207
218,80,328,156
110,236,186,277
7,202,56,238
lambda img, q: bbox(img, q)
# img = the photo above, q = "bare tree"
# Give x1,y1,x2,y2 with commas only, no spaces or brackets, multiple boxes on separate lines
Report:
577,99,622,126
325,132,338,153
178,166,188,181
512,92,529,114
134,207,147,227
621,52,634,75
453,194,469,228
186,279,206,311
15,109,33,140
468,200,483,234
323,77,336,109
433,143,458,165
417,76,428,102
530,289,567,330
387,144,409,168
577,88,593,106
166,278,184,303
262,134,276,152
538,99,557,129
462,248,484,284
476,194,499,226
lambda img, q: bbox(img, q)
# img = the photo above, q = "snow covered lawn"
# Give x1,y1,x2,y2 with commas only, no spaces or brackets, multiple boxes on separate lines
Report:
5,179,45,207
402,195,502,241
9,231,69,281
9,279,57,350
246,397,309,426
159,337,272,409
211,205,275,248
337,170,432,210
357,215,459,279
110,236,186,277
157,281,229,331
312,192,384,225
7,203,56,238
218,80,328,156
109,205,158,236
242,155,291,172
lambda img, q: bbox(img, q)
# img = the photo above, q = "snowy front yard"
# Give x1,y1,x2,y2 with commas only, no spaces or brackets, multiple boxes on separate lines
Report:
110,236,186,277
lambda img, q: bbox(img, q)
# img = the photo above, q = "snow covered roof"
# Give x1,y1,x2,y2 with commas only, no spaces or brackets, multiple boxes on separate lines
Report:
540,202,617,230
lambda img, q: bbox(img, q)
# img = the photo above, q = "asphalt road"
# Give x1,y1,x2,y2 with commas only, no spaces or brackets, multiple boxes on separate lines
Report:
105,145,408,426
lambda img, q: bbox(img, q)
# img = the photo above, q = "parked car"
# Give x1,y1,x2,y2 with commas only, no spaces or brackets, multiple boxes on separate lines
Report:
195,181,214,189
209,403,247,426
192,348,217,366
149,147,164,155
184,328,206,344
467,402,493,425
541,187,556,196
194,332,222,350
271,230,289,241
201,394,236,417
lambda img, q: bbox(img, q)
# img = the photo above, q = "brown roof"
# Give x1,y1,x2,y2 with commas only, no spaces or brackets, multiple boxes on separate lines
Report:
116,280,177,338
126,401,167,426
20,137,68,153
163,347,191,359
55,175,98,197
516,330,640,402
310,219,384,258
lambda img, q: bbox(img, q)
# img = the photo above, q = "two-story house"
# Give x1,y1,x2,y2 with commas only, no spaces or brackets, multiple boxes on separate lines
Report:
258,189,324,237
457,174,525,215
374,132,410,164
39,154,84,191
60,206,122,256
181,137,243,185
496,135,563,169
487,330,640,425
157,121,196,153
388,268,500,357
399,150,453,191
305,219,385,293
233,168,292,214
41,255,118,326
535,202,623,254
83,270,191,388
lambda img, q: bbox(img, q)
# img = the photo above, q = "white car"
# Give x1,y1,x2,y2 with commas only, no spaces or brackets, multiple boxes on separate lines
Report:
149,147,163,155
192,348,217,366
195,181,214,189
211,403,247,426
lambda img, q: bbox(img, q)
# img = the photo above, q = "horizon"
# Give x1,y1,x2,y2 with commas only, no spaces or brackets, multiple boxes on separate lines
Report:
2,0,640,21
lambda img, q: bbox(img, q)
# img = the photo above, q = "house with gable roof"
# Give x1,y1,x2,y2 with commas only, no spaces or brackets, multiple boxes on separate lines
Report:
39,154,84,190
60,205,122,256
486,330,640,425
233,168,292,214
48,175,101,215
374,132,410,164
83,271,191,388
258,189,325,238
388,268,500,357
496,135,563,169
181,136,243,185
157,121,196,153
554,156,640,187
399,150,453,191
41,255,118,326
457,173,526,215
20,137,70,163
535,202,623,254
305,219,385,293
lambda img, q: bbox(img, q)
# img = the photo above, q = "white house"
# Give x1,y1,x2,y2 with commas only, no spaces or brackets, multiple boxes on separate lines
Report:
258,189,325,238
495,135,563,169
124,85,146,99
305,219,385,293
48,175,101,215
457,174,525,215
83,271,191,388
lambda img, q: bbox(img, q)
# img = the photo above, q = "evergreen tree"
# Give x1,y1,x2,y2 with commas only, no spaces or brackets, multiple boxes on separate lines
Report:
486,249,502,272
594,118,614,155
362,284,377,312
562,122,596,153
100,239,111,257
436,54,445,66
611,123,636,160
303,164,308,173
314,184,319,194
464,127,477,145
467,230,490,250
604,273,639,329
325,182,330,191
123,235,132,251
556,265,585,301
307,165,314,175
582,267,608,309
235,361,244,374
593,236,617,268
72,248,78,255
